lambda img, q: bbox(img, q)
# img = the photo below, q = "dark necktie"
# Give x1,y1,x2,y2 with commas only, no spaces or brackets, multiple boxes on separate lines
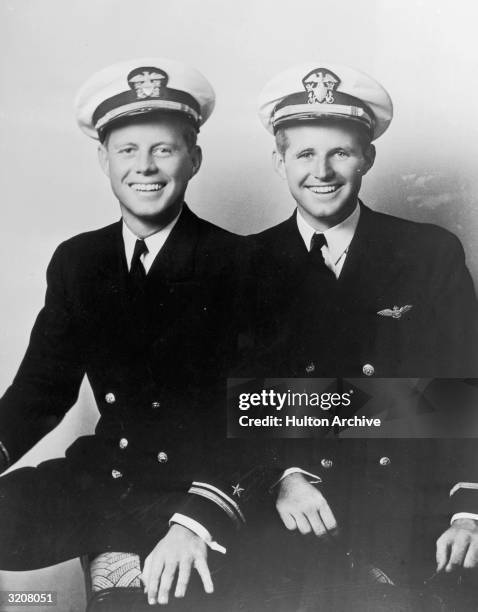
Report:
309,233,336,281
300,234,338,369
129,239,148,292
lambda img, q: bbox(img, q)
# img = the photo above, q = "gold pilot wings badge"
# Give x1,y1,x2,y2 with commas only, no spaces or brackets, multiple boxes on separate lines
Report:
377,305,413,319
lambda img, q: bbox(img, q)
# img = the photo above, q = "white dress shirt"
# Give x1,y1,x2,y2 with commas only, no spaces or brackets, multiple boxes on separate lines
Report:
296,203,361,278
122,211,182,273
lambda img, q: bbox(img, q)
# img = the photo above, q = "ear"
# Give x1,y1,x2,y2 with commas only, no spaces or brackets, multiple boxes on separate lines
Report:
361,143,376,175
273,149,287,180
188,145,202,178
97,144,110,177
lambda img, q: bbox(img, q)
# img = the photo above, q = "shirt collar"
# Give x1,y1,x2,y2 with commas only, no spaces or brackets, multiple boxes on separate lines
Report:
296,203,361,264
122,207,183,270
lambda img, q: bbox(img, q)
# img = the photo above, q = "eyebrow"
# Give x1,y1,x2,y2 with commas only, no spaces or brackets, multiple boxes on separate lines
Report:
111,140,177,150
293,144,358,155
111,141,137,149
294,147,315,155
330,145,356,152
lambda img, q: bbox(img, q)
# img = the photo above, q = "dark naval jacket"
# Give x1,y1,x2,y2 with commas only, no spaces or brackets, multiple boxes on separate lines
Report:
240,204,478,578
0,205,261,544
246,203,478,378
273,434,478,584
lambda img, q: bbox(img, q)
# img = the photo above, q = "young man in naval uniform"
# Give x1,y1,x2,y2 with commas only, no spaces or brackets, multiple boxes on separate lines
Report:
243,63,478,608
0,58,258,607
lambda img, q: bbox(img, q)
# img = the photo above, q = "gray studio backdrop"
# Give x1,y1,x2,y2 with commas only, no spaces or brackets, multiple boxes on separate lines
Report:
1,0,477,609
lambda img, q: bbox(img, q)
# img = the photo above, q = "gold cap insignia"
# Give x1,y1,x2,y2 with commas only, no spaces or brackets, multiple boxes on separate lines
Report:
302,68,340,105
127,67,168,99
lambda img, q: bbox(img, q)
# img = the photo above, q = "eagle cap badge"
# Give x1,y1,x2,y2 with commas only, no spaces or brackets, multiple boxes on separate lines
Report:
377,305,413,319
127,66,168,99
302,68,340,105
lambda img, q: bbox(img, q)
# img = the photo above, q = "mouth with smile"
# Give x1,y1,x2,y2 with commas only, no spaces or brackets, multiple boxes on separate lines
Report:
128,182,166,192
305,184,341,195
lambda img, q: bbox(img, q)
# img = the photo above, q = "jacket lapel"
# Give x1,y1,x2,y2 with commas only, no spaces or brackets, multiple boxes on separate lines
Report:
146,204,199,284
269,211,310,282
80,221,133,354
88,220,130,304
338,203,413,308
138,205,203,349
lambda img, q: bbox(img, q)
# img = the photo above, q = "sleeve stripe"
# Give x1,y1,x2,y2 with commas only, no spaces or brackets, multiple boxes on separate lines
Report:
188,486,245,528
449,482,478,497
190,481,246,523
0,441,10,468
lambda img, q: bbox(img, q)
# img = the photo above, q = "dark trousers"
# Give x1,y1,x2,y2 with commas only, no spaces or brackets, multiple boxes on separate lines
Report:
0,458,193,571
0,458,240,612
231,513,478,612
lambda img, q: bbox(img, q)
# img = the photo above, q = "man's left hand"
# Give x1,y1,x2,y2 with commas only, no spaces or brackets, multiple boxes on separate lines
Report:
436,518,478,573
141,523,213,605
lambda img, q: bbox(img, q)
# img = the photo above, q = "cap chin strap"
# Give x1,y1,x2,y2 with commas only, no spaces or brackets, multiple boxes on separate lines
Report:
95,100,201,136
272,103,373,133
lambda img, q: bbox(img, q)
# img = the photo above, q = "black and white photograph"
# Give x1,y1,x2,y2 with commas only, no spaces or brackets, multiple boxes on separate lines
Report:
1,1,478,610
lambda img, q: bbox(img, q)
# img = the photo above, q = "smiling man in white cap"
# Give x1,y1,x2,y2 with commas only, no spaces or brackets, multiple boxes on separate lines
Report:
253,61,477,379
243,62,478,606
0,58,257,607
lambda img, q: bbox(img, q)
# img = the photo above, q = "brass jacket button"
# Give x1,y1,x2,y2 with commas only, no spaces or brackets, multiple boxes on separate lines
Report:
305,362,316,374
157,452,168,464
362,364,375,377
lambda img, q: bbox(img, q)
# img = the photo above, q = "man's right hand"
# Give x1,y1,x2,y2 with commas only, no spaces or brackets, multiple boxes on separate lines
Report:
276,472,338,538
141,523,213,606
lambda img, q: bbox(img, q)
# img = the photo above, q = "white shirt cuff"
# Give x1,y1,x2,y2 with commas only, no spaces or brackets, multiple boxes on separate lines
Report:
169,513,227,554
449,482,478,497
451,512,478,524
271,467,323,489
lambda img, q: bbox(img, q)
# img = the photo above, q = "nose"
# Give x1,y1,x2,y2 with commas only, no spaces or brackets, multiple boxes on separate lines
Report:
313,155,334,181
135,150,157,174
